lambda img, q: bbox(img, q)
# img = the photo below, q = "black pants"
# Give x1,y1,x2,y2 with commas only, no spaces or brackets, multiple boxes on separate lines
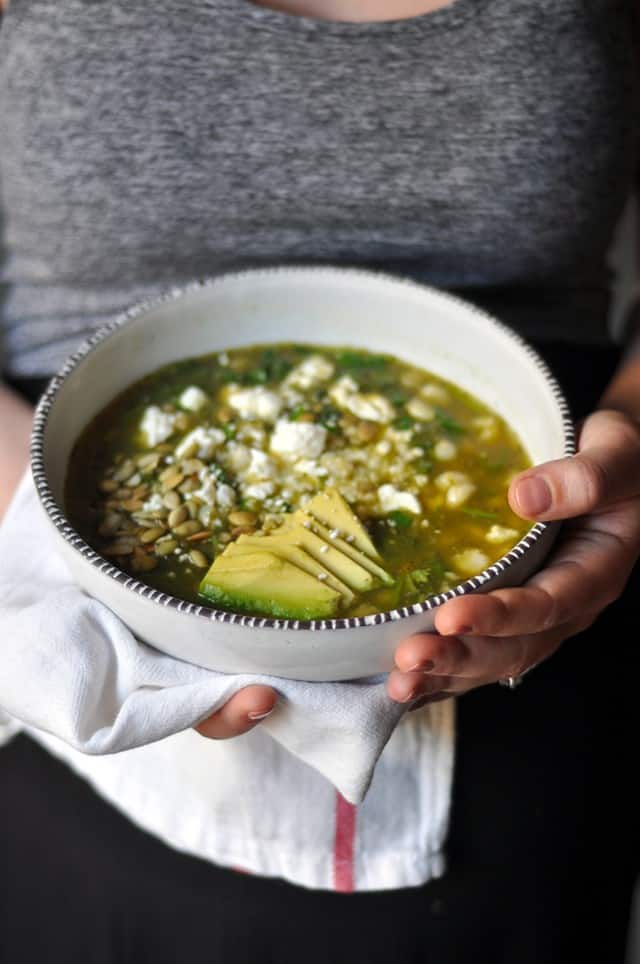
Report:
1,343,638,964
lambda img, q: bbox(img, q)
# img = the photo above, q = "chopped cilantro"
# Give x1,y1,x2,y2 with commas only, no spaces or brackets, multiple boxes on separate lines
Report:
388,510,414,529
462,507,499,521
435,409,465,436
393,415,414,431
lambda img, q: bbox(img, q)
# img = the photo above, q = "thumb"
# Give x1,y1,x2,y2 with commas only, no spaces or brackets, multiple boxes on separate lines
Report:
508,410,640,521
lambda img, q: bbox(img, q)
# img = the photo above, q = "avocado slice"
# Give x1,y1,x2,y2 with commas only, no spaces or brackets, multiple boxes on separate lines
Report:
305,489,381,561
199,550,342,620
274,521,376,593
294,511,394,587
229,536,356,607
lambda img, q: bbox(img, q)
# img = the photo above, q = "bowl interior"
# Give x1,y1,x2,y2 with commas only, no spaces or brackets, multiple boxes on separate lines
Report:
41,268,570,509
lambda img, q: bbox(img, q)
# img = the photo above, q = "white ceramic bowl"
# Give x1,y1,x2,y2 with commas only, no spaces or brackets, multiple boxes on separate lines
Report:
31,267,574,681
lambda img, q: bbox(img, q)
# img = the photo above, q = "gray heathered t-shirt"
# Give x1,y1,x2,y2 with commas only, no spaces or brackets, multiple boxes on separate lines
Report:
0,0,637,376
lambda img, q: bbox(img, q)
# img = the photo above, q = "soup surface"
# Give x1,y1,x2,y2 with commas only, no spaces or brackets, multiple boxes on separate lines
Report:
65,343,532,617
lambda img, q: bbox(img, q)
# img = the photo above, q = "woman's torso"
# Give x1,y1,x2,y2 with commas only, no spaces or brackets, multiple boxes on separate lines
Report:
0,0,637,376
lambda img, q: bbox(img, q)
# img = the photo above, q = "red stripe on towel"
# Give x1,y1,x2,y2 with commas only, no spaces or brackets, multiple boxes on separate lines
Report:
333,792,357,893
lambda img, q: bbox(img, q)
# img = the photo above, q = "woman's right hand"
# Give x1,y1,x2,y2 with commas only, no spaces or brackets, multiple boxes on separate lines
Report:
0,380,279,739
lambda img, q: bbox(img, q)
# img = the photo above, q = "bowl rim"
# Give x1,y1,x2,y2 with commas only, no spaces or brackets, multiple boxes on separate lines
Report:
30,265,576,632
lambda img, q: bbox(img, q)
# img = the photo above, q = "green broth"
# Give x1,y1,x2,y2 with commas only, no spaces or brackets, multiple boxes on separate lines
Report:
65,343,532,617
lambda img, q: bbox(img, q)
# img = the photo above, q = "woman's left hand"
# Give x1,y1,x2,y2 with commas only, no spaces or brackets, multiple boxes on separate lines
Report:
387,409,640,704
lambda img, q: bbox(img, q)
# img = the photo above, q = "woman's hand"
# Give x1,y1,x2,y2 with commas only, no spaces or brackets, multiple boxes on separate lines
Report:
387,409,640,704
195,686,279,739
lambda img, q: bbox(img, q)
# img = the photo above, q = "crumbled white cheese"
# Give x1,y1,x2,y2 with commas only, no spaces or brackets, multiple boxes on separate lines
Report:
407,397,435,421
378,484,421,515
193,475,218,506
376,439,392,456
216,483,236,510
446,482,476,507
294,459,329,477
472,415,498,442
270,419,327,459
227,386,282,422
175,426,226,460
178,385,209,412
225,443,251,474
452,548,490,575
435,470,470,491
329,376,394,424
420,383,449,405
218,352,229,366
140,406,178,447
142,492,165,512
434,439,457,461
486,524,519,544
285,355,335,390
244,481,276,501
245,448,276,480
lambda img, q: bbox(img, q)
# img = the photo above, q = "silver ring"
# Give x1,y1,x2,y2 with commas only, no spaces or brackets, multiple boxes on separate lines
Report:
498,675,523,690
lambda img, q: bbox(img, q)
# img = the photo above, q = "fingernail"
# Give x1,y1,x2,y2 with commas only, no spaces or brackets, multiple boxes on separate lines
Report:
248,706,276,721
452,625,473,636
400,686,421,703
407,659,435,673
515,476,551,516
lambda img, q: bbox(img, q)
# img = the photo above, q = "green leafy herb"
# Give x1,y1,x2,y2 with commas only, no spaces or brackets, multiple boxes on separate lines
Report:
462,507,499,521
319,405,342,432
409,568,431,586
392,415,414,431
435,409,465,436
289,405,310,421
337,351,388,371
388,510,414,529
221,423,236,440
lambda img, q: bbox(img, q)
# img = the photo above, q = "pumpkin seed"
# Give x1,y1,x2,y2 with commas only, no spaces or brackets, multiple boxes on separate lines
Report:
228,510,257,527
189,550,209,568
186,529,212,542
140,526,166,544
98,512,122,536
168,505,189,528
113,459,135,482
173,519,201,537
161,472,184,491
121,498,144,511
163,491,181,510
155,538,177,556
99,479,119,493
181,458,204,475
178,477,198,494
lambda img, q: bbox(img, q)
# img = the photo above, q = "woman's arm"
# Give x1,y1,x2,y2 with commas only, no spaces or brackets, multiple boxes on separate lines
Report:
0,382,33,521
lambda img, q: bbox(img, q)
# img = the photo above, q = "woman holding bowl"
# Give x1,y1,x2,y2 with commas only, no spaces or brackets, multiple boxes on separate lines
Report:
1,0,639,961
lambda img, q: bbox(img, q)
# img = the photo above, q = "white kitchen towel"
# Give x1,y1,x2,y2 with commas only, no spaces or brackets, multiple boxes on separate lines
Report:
0,471,455,809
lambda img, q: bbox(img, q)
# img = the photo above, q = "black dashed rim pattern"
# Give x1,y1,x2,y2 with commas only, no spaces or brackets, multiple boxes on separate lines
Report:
30,267,576,632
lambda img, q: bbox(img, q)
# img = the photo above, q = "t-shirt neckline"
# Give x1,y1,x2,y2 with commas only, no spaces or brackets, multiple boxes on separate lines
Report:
223,0,484,38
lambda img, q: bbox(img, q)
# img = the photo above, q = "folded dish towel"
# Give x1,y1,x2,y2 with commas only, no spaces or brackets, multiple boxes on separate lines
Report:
0,471,454,806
